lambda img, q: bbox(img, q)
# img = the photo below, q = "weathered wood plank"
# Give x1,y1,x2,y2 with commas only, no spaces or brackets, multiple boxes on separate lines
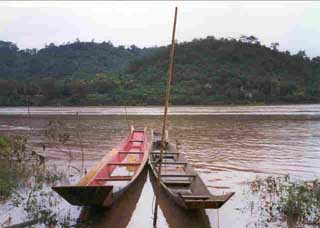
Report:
119,151,144,154
161,174,196,178
107,162,141,166
163,180,191,186
181,195,209,199
95,176,132,181
152,162,187,165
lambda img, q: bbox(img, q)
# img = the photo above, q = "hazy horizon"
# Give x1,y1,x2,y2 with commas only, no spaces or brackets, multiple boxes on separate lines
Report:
1,1,320,57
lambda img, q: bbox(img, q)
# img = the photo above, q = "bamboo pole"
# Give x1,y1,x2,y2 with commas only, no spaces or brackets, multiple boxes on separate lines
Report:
124,105,130,132
153,6,178,227
76,112,85,174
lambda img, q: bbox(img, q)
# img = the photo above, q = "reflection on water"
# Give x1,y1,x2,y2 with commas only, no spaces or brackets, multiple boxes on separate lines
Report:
0,104,320,227
78,168,150,228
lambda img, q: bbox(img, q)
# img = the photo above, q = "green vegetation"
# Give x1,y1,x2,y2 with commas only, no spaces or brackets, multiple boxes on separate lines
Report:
0,135,27,161
246,175,320,227
0,35,319,106
0,131,77,227
0,161,29,202
0,161,74,227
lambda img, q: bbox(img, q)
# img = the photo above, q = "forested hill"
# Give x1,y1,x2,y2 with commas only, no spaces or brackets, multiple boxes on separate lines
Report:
0,36,319,106
0,40,151,79
125,36,320,105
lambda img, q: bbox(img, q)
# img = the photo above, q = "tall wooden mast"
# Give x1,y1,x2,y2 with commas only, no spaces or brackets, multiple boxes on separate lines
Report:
153,6,178,227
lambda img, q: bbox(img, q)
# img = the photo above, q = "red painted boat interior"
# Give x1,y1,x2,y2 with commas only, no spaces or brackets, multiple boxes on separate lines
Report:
88,130,147,186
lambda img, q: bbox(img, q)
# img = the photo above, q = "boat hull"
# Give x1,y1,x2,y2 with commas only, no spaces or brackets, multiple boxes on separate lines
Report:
52,126,149,207
52,185,113,206
149,130,234,210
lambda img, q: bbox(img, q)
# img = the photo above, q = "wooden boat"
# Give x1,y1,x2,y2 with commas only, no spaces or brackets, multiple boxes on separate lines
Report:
52,126,148,207
149,130,234,210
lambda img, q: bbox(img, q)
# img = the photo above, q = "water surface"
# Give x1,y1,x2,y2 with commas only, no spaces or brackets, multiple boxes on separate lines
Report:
0,104,319,227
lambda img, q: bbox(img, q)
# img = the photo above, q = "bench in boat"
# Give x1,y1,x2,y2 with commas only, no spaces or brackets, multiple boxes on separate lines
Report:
163,179,191,186
119,151,144,155
161,174,196,178
151,152,180,155
179,194,210,200
96,176,133,181
151,162,187,165
107,162,141,166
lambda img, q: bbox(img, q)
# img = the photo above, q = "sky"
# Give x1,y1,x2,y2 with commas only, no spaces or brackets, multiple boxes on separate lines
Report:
0,1,319,57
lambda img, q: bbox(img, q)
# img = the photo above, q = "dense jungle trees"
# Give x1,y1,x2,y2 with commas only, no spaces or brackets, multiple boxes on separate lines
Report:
0,36,319,106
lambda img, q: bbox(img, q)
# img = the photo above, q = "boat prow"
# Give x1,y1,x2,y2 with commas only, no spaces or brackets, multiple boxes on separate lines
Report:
52,185,113,206
178,191,234,209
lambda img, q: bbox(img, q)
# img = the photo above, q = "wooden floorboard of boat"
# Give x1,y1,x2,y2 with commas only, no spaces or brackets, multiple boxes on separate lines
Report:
163,180,191,186
107,162,141,166
161,174,196,178
151,152,180,155
151,162,187,165
95,176,133,181
180,195,210,199
119,151,144,154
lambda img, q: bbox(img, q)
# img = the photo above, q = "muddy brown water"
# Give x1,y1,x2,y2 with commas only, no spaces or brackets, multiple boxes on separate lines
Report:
0,104,320,227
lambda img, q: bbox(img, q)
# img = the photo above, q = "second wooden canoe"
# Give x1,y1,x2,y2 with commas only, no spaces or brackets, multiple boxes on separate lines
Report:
149,130,234,210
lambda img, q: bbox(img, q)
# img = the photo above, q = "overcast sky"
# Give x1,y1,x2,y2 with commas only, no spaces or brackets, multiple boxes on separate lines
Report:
0,1,319,57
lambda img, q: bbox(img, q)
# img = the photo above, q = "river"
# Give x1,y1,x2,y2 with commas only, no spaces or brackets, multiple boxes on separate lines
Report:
0,104,319,227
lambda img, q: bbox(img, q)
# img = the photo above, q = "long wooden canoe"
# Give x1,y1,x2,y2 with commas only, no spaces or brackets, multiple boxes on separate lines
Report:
52,126,148,207
149,130,234,210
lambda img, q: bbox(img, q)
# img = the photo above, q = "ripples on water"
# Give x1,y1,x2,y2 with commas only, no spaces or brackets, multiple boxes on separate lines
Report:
0,104,319,227
1,104,320,116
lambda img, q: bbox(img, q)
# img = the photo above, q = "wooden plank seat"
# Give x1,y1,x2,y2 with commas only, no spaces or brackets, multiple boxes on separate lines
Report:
151,162,187,166
163,155,175,159
161,174,196,178
119,151,144,154
130,140,144,142
153,154,175,159
172,189,193,195
107,162,141,166
163,179,191,186
180,194,210,200
154,156,175,160
96,176,133,181
151,152,179,155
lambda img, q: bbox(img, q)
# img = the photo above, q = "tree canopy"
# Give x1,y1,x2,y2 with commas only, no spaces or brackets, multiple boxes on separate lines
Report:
0,36,319,106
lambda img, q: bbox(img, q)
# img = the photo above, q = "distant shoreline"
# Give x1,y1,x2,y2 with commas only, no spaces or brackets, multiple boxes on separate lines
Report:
0,103,319,118
0,102,319,108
